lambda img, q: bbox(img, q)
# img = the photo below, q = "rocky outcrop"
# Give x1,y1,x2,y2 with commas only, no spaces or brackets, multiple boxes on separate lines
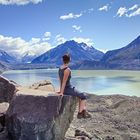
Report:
0,76,16,103
6,89,77,140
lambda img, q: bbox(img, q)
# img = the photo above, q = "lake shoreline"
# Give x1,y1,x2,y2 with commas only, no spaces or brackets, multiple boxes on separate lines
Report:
1,76,140,140
2,69,140,97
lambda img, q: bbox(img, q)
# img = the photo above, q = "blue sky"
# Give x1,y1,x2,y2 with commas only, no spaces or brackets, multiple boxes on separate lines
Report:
0,0,140,57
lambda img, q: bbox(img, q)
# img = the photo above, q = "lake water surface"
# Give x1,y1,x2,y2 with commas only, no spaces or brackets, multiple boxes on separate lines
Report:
2,69,140,97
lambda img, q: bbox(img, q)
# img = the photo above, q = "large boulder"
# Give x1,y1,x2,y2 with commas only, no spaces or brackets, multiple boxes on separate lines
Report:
6,89,77,140
0,76,16,103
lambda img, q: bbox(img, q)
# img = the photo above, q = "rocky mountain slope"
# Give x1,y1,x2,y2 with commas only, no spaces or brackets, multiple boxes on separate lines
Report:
0,49,16,63
74,36,140,70
32,40,104,66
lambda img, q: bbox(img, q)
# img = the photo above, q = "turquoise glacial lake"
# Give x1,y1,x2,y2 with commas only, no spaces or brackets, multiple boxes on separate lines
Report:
2,69,140,97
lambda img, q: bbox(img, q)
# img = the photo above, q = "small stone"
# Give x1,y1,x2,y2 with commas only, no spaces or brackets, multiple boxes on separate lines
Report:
75,128,93,139
29,80,55,92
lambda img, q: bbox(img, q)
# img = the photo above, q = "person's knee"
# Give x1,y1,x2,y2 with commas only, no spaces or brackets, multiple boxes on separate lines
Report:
80,92,87,100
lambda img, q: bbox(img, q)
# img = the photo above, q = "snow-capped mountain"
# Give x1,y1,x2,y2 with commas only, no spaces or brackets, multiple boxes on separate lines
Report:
21,52,37,63
0,49,17,63
32,40,104,65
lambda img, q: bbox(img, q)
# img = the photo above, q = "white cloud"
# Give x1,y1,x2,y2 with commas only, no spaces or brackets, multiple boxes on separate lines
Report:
116,7,127,17
72,25,82,32
129,4,138,11
0,0,42,5
116,4,140,18
43,32,51,41
128,7,140,17
0,35,52,59
99,5,109,11
30,38,41,44
59,8,94,20
72,37,94,46
60,13,82,20
55,34,66,45
88,8,94,13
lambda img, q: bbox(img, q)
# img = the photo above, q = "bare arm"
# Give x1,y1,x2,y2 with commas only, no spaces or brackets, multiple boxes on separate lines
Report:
60,69,70,95
57,76,61,93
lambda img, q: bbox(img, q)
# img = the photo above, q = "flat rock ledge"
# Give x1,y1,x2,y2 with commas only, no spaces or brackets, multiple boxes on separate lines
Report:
6,90,77,140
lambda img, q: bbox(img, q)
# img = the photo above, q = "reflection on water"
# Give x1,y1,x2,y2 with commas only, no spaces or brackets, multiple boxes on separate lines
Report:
2,69,140,97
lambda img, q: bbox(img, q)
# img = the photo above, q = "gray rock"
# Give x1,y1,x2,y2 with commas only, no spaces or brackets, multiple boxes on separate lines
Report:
6,91,77,140
0,103,9,140
66,94,140,140
0,103,9,127
0,127,8,140
0,123,3,132
0,76,16,103
75,128,93,139
29,80,55,92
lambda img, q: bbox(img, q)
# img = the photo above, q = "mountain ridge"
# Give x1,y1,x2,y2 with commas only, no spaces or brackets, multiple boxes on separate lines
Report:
0,49,17,63
31,40,104,66
1,36,140,70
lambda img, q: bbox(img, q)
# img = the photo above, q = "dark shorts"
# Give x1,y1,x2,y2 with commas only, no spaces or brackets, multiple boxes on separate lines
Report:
64,86,87,100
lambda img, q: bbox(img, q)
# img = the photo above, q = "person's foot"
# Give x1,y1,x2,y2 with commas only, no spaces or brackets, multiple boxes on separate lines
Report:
77,110,92,119
77,112,83,119
82,110,92,118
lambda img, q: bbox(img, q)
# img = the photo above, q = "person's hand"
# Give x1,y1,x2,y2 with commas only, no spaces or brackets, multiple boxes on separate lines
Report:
59,92,64,96
56,91,60,94
55,91,63,96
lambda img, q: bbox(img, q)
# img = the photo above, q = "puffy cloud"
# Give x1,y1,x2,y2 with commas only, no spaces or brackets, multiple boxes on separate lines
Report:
55,34,66,45
30,38,41,44
43,32,51,41
0,0,42,5
72,37,94,46
60,13,82,20
72,25,82,32
116,7,127,17
59,8,94,20
99,5,109,11
128,4,138,11
0,35,52,58
128,7,140,17
116,4,140,18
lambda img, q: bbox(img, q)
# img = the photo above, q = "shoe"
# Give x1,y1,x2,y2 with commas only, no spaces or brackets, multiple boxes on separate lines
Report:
77,112,83,119
82,110,92,118
77,110,92,119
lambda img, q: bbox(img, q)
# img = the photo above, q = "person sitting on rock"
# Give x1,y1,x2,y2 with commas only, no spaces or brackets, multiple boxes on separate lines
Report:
57,53,92,119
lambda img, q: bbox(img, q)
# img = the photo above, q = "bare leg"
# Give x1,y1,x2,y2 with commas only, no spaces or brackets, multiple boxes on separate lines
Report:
79,99,86,112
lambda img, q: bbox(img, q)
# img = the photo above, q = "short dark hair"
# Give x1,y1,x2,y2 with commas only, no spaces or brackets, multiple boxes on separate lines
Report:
62,54,70,64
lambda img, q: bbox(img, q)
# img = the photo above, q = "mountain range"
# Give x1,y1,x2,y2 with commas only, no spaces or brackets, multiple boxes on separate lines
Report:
0,50,17,63
31,40,104,66
72,35,140,70
0,35,140,71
